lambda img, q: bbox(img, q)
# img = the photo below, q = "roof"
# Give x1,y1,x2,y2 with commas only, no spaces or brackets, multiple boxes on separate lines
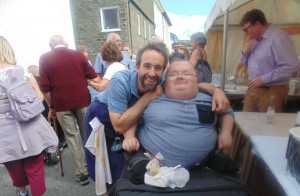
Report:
204,0,239,32
162,12,172,26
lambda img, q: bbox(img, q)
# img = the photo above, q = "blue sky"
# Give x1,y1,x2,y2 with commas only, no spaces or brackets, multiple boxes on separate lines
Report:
160,0,216,40
161,0,215,16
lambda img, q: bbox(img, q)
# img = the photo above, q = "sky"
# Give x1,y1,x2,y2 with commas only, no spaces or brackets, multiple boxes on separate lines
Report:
0,0,74,67
160,0,216,40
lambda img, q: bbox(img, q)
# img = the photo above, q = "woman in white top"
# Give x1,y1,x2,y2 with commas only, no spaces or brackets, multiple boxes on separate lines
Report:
88,42,127,98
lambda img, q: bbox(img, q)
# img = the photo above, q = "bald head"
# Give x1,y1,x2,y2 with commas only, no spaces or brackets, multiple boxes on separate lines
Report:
49,35,66,49
106,33,122,50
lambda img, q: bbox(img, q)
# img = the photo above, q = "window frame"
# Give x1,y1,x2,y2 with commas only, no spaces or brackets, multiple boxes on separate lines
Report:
148,24,151,39
100,6,121,32
144,19,147,38
137,13,141,36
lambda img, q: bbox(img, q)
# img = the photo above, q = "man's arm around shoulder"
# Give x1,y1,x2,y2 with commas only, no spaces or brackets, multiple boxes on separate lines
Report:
109,86,163,133
197,83,229,112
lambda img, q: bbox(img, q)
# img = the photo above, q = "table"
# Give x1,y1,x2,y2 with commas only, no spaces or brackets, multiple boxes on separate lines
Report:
250,136,300,196
230,112,299,196
234,112,295,136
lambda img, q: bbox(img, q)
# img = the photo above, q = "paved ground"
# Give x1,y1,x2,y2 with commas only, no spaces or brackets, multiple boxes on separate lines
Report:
0,147,98,196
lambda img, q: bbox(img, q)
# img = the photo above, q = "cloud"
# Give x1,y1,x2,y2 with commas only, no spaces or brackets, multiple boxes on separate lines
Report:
168,12,207,40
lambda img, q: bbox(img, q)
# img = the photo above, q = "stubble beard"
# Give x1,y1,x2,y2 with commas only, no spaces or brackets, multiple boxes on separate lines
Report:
140,75,159,92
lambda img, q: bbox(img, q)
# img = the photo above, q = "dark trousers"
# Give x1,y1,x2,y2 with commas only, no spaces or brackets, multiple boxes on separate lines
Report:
84,100,125,182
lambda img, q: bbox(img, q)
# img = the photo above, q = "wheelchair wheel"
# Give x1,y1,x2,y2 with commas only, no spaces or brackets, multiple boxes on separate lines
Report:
50,149,60,164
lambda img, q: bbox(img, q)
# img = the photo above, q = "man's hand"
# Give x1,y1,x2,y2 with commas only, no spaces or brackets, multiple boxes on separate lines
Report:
212,88,230,112
242,36,257,55
248,77,263,89
48,108,56,119
144,85,163,101
218,131,232,154
122,136,140,153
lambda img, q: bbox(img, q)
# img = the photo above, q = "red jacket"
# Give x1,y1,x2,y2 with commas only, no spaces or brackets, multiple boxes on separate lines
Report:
39,47,97,112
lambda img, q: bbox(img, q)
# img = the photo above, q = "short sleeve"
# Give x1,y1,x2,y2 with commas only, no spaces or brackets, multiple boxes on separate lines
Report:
94,54,104,74
103,63,127,81
107,77,129,114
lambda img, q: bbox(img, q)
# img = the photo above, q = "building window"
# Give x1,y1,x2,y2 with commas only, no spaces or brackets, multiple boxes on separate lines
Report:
148,24,151,39
137,13,141,35
100,6,120,32
144,20,147,38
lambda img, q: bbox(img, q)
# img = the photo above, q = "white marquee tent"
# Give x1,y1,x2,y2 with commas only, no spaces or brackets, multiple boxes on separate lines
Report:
204,0,300,86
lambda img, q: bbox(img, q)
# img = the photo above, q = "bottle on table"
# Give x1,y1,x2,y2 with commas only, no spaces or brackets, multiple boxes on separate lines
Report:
295,111,300,127
266,95,275,122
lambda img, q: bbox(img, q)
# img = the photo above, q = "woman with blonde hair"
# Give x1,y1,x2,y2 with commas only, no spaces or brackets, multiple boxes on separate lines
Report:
0,36,58,196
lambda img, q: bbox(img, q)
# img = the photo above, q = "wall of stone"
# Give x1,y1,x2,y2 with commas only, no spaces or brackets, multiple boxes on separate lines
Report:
70,0,131,64
129,3,154,55
69,0,156,64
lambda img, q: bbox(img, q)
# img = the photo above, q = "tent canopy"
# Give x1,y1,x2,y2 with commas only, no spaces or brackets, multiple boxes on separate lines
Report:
204,0,300,76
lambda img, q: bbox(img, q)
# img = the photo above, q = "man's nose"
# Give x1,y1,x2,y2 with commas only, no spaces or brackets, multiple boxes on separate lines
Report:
177,72,184,78
148,67,156,76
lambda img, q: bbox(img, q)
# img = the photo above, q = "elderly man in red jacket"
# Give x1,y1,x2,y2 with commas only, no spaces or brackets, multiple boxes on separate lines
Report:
39,34,100,186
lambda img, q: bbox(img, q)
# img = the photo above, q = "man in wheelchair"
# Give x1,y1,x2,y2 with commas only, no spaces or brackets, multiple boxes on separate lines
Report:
120,60,234,184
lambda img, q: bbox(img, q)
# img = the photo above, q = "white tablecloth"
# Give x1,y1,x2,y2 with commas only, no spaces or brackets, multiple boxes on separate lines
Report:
250,135,300,196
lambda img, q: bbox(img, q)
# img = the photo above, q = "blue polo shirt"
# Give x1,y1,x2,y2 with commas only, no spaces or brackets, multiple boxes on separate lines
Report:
97,70,140,113
139,93,234,168
94,51,134,76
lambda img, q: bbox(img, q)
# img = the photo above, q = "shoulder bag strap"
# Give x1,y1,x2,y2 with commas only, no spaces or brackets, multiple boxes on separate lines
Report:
0,65,23,90
200,49,204,61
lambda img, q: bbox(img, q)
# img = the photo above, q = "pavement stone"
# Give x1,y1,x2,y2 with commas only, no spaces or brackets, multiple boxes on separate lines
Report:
0,148,98,196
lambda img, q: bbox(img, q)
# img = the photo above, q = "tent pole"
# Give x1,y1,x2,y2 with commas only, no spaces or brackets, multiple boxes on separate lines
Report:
221,8,229,90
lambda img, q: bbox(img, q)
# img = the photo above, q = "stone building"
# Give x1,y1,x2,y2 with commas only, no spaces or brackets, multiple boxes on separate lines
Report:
69,0,172,65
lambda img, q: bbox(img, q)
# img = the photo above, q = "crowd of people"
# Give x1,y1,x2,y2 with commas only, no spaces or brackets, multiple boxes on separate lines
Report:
0,8,299,196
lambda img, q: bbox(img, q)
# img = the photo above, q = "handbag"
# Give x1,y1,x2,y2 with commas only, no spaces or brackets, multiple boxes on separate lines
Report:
1,65,45,122
196,50,212,83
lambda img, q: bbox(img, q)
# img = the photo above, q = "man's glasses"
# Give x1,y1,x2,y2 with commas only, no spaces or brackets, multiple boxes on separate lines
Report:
166,71,197,79
242,24,252,32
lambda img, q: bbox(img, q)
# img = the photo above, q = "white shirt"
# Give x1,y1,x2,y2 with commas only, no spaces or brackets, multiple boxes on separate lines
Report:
103,62,127,80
